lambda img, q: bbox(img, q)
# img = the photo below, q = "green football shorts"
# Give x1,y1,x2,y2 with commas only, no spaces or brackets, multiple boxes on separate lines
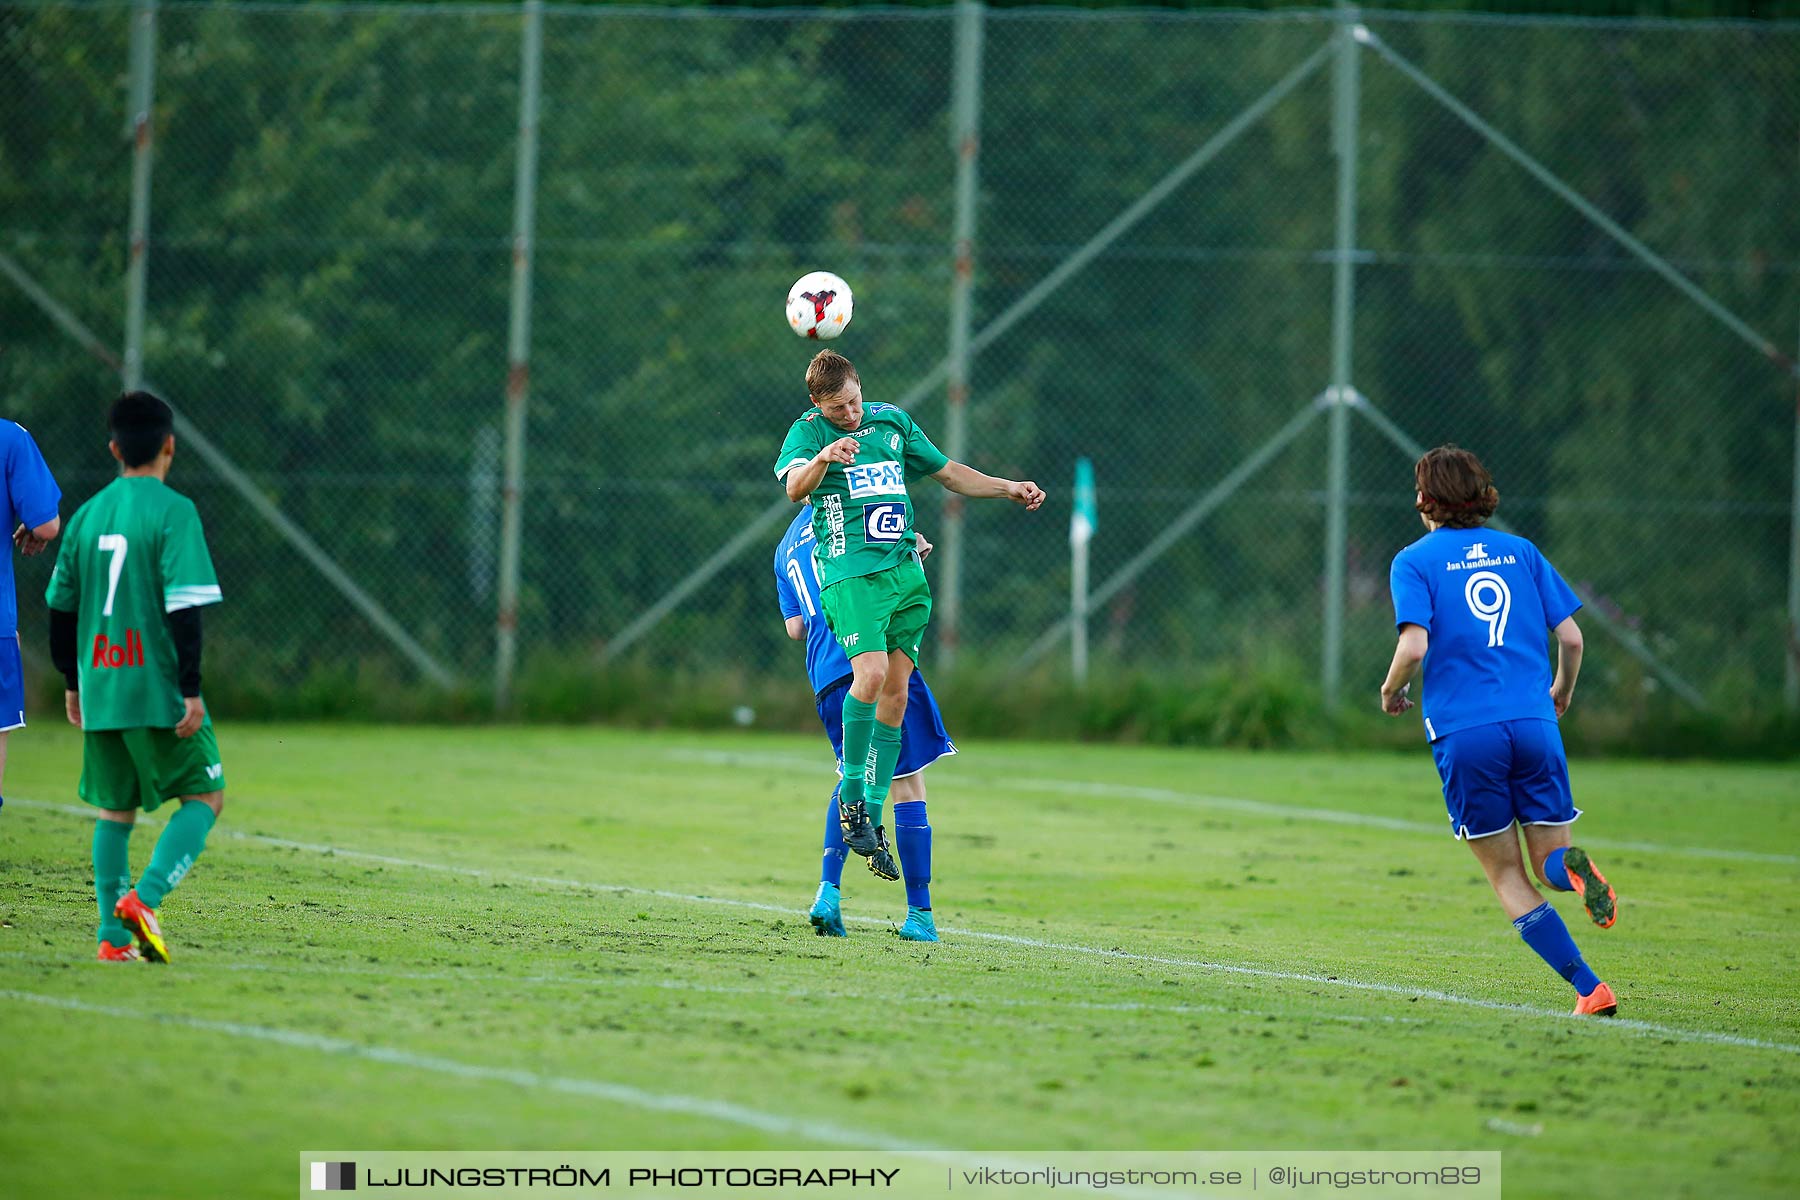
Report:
821,554,933,664
80,720,226,814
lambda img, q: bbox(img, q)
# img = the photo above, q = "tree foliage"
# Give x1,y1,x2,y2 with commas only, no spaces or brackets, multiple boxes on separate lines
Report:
1,3,1793,713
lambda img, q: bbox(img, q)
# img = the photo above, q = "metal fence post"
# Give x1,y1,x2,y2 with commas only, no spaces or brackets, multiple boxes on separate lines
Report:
496,0,543,711
1788,317,1800,712
937,0,985,671
1321,3,1362,710
122,0,158,391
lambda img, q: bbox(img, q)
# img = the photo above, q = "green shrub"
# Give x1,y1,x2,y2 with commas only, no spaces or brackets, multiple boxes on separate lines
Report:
28,648,1797,758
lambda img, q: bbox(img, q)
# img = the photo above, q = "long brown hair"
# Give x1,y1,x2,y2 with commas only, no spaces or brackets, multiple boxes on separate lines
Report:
1414,444,1499,529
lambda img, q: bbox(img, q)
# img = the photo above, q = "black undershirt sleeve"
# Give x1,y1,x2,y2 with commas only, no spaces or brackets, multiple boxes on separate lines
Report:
165,606,204,699
48,607,79,691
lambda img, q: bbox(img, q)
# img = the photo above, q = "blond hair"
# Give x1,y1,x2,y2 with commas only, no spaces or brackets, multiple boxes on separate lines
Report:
805,349,859,401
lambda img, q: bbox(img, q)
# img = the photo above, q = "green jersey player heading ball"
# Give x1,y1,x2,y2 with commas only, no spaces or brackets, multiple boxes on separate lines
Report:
775,349,1044,876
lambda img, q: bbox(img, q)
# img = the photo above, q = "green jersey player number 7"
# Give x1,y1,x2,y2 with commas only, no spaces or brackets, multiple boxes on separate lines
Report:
773,349,1044,876
46,392,226,965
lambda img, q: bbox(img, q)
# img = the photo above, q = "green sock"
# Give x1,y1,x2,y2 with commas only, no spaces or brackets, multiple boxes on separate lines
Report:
864,719,904,830
840,695,877,810
92,820,134,947
137,801,216,909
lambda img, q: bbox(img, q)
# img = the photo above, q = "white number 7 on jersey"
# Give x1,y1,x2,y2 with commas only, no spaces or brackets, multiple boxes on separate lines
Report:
97,534,130,616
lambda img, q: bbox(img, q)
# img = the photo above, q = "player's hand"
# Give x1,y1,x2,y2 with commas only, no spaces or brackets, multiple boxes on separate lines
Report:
915,533,934,560
13,524,48,556
175,696,206,739
1380,684,1413,716
1009,480,1046,511
1550,683,1574,718
64,689,82,729
817,437,860,467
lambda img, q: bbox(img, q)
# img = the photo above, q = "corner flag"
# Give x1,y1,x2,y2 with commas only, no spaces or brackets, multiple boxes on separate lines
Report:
1070,457,1097,548
1070,458,1096,684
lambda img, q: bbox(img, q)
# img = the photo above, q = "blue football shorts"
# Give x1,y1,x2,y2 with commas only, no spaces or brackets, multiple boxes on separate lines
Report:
1430,717,1580,840
817,669,956,783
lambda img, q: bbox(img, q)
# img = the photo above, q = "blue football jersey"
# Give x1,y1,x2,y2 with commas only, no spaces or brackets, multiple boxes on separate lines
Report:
1389,527,1582,742
0,420,61,635
775,506,855,696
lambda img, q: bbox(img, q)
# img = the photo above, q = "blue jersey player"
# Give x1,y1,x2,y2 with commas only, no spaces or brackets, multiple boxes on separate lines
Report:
1,418,64,810
1381,445,1619,1017
775,504,955,943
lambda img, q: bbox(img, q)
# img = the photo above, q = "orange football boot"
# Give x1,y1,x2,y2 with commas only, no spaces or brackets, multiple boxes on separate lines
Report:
113,888,170,963
1564,847,1617,929
97,942,142,963
1573,980,1618,1017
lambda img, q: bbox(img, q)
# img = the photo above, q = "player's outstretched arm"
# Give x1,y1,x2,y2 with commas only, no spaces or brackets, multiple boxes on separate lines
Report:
931,461,1045,510
1379,624,1428,715
782,437,860,503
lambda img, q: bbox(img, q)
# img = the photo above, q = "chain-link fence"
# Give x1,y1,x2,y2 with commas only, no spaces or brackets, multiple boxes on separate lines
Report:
3,1,1796,721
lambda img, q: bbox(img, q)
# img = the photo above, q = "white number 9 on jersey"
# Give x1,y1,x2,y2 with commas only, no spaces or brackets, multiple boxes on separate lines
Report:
1463,571,1512,647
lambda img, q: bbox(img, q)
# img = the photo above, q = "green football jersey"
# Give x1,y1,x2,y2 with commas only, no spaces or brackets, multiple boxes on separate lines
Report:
45,476,222,732
774,401,950,587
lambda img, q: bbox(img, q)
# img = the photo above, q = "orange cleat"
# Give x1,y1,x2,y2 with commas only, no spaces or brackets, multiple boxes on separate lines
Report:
1564,847,1617,929
97,942,142,963
113,888,170,963
1573,980,1618,1017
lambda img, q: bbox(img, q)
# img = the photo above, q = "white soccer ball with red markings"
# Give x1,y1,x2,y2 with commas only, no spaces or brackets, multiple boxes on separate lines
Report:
786,271,854,340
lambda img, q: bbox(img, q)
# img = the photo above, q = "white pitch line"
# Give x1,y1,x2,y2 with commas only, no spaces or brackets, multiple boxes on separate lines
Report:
670,748,1800,866
0,987,1211,1200
0,988,929,1150
0,951,1421,1027
11,799,1797,1057
996,776,1800,867
15,797,803,911
946,927,1800,1055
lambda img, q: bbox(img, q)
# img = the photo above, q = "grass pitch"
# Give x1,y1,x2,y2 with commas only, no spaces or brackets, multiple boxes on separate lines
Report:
1,723,1796,1198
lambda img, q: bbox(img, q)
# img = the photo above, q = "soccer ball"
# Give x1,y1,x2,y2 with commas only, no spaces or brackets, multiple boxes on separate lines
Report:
786,271,853,340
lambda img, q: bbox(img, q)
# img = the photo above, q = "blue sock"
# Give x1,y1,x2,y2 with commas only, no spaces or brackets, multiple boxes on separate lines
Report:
894,800,931,911
820,786,847,888
1513,901,1600,995
1540,847,1574,891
